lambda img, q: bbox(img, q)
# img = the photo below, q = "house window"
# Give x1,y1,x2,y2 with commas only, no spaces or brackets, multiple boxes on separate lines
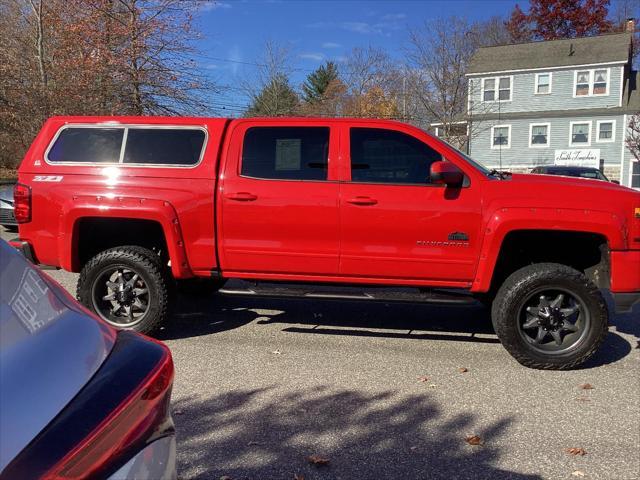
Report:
498,77,511,100
483,78,495,101
570,122,591,146
535,73,551,94
593,69,608,95
530,123,550,147
574,69,609,97
482,76,511,102
632,162,640,188
491,125,511,149
597,121,615,142
575,71,590,96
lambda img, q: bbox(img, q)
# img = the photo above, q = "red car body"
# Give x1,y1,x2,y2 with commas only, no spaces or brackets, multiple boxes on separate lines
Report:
14,116,640,298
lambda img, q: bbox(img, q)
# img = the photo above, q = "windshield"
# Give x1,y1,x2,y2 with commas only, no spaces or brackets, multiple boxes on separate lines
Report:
425,133,491,175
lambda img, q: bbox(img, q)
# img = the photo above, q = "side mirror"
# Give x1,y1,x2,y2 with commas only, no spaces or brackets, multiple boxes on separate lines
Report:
430,161,464,187
611,180,620,184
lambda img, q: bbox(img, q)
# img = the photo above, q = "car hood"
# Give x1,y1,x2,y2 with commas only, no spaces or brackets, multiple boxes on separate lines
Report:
0,242,116,471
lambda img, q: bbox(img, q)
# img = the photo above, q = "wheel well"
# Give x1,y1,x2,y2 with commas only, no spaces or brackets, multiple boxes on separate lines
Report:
490,230,609,294
75,217,168,270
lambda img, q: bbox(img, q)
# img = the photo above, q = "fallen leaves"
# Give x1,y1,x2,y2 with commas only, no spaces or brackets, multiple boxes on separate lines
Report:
565,448,587,456
579,383,594,390
465,435,482,446
458,367,469,373
307,454,330,466
417,375,430,382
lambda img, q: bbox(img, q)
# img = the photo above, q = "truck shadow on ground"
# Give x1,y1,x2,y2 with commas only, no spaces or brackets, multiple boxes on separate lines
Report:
158,293,633,368
173,386,542,480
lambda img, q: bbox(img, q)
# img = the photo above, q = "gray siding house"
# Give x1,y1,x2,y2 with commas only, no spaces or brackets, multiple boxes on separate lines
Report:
466,33,639,189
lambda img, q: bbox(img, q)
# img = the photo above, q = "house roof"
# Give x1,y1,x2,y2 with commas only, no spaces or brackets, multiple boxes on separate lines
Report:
467,33,632,75
625,70,640,112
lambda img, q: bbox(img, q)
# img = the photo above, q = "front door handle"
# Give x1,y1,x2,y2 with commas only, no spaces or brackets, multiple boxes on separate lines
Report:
226,192,258,201
347,196,378,206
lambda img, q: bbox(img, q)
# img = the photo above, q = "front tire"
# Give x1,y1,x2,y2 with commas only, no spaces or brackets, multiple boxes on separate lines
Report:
77,246,170,335
491,263,608,370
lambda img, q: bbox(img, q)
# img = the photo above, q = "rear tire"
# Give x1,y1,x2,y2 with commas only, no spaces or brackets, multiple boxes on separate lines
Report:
77,246,170,335
491,263,608,370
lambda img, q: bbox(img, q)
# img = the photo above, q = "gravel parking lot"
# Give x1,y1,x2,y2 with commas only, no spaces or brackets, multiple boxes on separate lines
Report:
3,227,639,480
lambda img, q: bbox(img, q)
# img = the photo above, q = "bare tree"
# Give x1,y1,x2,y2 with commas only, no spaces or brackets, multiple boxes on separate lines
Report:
405,18,476,148
243,40,299,116
340,46,403,118
0,0,218,169
627,112,640,161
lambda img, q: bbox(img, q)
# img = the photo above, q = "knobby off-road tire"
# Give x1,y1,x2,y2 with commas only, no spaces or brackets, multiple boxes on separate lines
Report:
77,246,170,335
491,263,608,370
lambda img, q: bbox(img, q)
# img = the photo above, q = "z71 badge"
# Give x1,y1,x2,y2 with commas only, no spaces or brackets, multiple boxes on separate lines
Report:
33,175,63,182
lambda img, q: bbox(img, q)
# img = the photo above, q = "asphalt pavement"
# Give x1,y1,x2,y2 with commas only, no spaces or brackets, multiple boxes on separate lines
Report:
2,227,639,480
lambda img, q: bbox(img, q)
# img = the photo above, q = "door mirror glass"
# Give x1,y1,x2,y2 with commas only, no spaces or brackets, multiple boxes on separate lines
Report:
430,161,464,187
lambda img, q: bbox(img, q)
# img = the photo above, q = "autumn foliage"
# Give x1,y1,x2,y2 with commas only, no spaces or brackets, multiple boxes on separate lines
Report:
0,0,211,169
507,0,614,41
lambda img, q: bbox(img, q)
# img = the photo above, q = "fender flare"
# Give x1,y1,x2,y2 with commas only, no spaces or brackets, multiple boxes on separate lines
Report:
471,206,627,292
58,195,193,278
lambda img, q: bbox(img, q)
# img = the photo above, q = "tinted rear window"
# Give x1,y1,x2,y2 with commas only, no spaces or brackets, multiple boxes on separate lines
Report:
47,128,123,163
123,128,205,165
241,127,329,181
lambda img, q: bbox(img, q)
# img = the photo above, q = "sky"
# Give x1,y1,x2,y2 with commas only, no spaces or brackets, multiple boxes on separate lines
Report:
193,0,529,114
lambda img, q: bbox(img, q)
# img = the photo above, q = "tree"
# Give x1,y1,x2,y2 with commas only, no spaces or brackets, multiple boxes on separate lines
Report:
340,46,402,118
0,0,216,169
302,62,339,104
626,113,640,162
243,40,299,117
299,78,348,117
245,74,299,117
406,18,477,146
506,0,614,41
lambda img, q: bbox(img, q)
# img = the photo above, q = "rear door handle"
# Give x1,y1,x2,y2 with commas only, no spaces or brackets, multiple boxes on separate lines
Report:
226,192,258,201
347,196,378,206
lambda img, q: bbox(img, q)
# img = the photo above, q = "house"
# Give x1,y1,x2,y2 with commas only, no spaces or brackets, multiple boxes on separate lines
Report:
466,30,639,189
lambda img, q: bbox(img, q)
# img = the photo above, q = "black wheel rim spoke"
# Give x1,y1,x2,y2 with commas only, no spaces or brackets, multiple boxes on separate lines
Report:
91,266,151,328
517,288,590,354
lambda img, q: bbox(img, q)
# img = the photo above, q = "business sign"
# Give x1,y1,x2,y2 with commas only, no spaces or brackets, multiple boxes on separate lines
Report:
554,149,600,168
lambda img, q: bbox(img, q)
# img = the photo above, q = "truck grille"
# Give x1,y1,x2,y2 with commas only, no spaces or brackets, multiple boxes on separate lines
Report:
0,207,16,225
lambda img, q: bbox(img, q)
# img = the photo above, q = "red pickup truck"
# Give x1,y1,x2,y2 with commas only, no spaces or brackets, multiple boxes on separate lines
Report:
11,116,640,369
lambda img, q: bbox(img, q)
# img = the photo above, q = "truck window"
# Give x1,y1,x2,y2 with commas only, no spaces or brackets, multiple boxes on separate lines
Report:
123,128,205,165
47,128,124,163
350,128,442,184
241,127,329,181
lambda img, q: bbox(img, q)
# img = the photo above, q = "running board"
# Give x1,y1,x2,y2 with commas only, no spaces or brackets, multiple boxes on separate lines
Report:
219,280,476,305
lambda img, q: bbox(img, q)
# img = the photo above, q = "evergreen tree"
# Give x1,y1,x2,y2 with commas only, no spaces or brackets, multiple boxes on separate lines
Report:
302,62,339,104
245,74,299,117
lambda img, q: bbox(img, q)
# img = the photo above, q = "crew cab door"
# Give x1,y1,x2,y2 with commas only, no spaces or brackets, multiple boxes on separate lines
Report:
219,121,340,275
338,125,483,285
